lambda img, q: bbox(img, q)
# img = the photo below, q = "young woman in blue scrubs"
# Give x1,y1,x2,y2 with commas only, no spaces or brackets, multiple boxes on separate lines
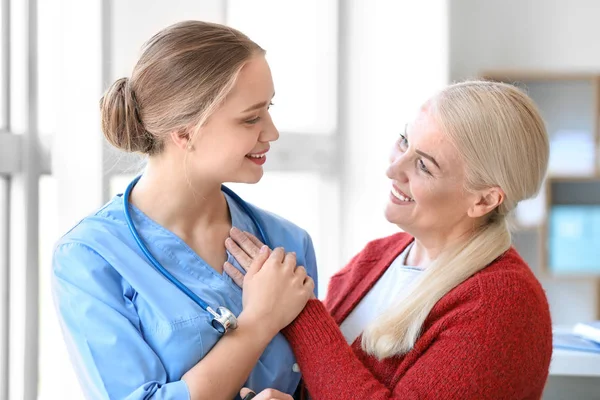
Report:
52,20,317,400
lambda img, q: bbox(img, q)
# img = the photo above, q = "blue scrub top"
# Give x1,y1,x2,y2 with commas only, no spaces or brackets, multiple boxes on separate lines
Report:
51,189,319,400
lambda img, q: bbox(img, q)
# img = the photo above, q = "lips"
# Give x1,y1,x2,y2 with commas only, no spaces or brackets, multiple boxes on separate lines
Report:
391,185,414,202
245,149,268,166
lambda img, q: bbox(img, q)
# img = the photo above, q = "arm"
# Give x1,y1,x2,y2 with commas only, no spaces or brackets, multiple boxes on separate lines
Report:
283,274,552,400
53,242,312,400
225,233,551,400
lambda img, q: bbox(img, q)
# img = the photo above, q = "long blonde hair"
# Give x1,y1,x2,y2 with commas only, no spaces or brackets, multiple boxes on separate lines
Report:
100,21,264,155
362,81,549,359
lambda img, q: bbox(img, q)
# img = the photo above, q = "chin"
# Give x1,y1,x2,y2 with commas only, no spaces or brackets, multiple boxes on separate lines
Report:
384,202,404,222
384,203,414,231
235,169,264,185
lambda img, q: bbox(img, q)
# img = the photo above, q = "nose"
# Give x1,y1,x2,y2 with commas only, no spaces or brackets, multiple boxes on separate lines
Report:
259,112,279,142
386,147,409,183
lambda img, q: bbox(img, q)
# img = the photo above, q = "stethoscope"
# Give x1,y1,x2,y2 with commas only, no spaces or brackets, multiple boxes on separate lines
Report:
123,175,270,335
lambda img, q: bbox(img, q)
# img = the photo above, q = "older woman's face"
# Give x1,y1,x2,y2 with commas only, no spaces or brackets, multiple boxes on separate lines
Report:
385,110,479,239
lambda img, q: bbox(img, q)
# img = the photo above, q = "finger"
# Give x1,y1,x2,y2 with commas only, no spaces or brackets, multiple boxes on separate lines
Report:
294,265,307,279
248,245,271,276
268,247,285,263
244,231,265,248
283,252,297,270
239,388,255,399
305,277,315,294
225,237,252,270
223,261,245,288
253,389,292,400
231,227,262,258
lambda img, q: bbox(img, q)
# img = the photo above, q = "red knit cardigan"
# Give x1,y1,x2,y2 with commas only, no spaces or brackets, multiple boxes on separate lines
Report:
283,233,553,400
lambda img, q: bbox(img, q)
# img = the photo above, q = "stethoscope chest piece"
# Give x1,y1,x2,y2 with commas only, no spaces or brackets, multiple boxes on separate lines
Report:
208,306,238,334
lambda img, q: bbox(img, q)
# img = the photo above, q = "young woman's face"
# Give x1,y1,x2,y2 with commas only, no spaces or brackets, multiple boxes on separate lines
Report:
185,55,278,185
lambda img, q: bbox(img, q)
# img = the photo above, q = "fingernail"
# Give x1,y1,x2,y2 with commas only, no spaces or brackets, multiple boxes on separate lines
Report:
242,392,256,400
291,252,296,256
231,226,240,233
260,245,268,253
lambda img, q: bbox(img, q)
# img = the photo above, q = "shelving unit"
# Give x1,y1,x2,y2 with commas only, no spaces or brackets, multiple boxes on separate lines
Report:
481,71,600,319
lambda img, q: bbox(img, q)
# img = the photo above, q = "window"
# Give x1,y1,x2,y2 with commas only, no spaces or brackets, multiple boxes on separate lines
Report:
0,176,9,400
38,177,84,400
0,0,6,132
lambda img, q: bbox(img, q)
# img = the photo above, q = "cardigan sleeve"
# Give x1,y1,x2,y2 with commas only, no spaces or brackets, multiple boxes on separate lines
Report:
283,271,552,400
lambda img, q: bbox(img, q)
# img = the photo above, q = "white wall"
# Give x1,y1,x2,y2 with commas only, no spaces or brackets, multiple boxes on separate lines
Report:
451,0,600,80
111,0,224,79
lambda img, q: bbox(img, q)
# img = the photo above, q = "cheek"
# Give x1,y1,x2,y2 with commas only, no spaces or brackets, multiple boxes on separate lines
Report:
414,181,471,219
410,179,437,204
411,179,457,207
220,128,258,154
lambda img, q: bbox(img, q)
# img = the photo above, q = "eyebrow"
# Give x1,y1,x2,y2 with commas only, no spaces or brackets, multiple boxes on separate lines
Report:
405,126,442,171
416,149,441,170
241,92,276,113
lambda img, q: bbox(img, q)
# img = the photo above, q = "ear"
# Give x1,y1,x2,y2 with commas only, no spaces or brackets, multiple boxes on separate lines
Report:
169,128,193,151
467,187,505,218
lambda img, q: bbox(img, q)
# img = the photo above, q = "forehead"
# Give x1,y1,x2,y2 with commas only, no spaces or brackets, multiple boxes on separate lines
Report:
410,110,463,170
224,55,274,108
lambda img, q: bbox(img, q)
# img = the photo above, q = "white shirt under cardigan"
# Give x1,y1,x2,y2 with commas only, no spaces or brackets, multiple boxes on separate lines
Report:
340,242,423,344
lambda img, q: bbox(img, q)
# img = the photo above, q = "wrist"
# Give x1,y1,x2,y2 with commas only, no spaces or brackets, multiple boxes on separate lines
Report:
237,310,279,342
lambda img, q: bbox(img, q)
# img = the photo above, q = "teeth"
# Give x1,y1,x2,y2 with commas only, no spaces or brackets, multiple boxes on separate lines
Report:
247,154,266,159
391,187,413,202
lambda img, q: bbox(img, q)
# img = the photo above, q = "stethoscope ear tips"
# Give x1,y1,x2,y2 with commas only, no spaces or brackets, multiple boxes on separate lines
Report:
210,306,238,334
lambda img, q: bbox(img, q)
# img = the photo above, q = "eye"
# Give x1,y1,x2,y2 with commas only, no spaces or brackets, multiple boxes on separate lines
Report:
245,102,274,125
418,159,431,174
398,133,409,151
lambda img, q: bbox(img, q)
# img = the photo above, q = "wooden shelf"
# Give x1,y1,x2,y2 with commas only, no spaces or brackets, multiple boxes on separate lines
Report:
480,71,600,279
482,70,600,82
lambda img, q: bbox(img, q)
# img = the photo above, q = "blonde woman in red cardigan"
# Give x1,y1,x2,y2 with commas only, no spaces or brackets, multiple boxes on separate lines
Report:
225,80,553,400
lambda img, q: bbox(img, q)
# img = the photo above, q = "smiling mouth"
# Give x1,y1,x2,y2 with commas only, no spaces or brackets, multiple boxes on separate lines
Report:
391,186,414,202
246,153,266,159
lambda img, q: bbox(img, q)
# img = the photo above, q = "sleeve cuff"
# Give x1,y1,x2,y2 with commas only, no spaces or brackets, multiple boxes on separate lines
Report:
163,380,191,400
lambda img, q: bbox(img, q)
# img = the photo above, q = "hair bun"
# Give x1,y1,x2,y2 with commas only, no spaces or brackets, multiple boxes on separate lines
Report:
100,77,154,154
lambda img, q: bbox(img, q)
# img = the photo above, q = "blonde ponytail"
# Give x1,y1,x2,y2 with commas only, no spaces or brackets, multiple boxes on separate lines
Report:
362,219,510,358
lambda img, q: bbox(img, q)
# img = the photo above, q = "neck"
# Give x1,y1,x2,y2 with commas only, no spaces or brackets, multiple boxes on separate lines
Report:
405,222,478,268
129,157,229,236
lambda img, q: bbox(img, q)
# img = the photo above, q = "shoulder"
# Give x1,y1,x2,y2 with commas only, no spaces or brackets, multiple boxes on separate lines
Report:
475,248,551,329
52,196,130,288
54,195,129,251
432,247,552,346
471,248,549,317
